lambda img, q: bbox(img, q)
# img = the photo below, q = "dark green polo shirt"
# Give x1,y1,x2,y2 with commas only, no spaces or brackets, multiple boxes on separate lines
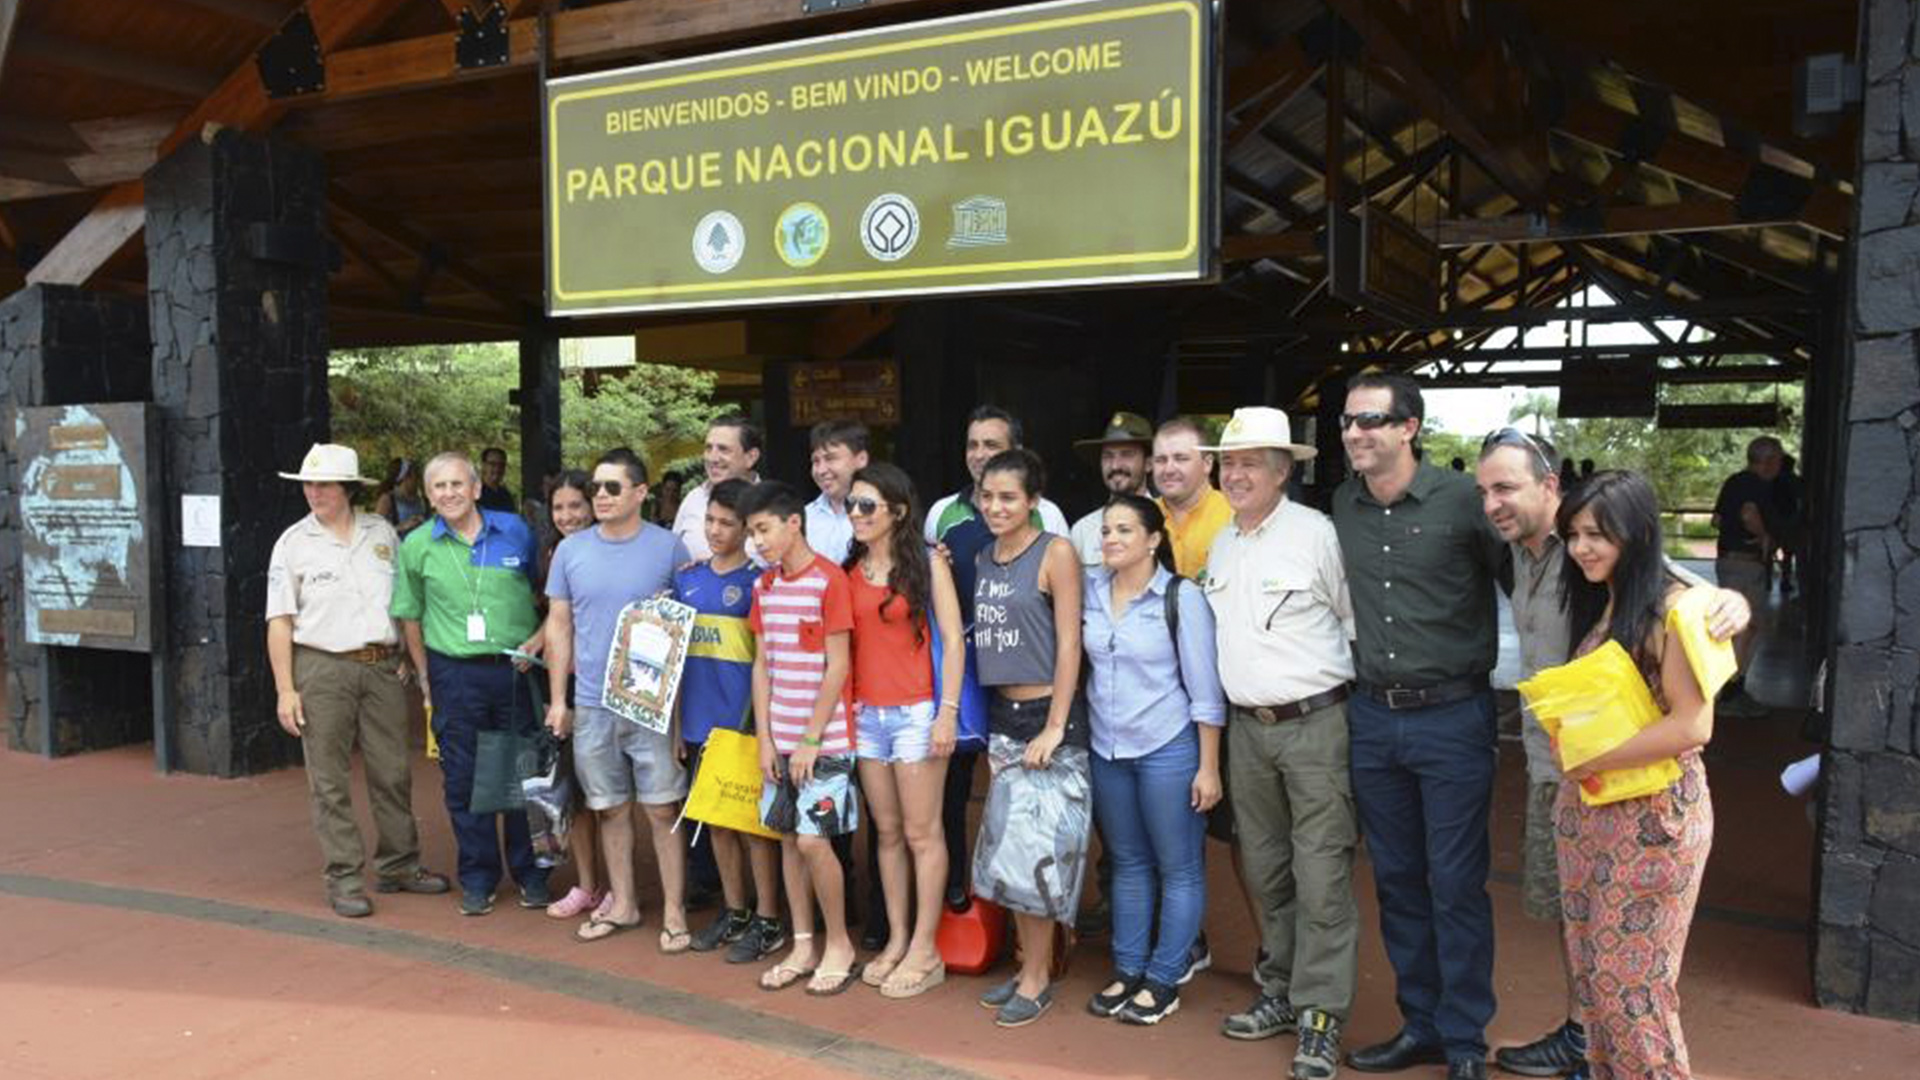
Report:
1332,461,1508,688
390,509,540,658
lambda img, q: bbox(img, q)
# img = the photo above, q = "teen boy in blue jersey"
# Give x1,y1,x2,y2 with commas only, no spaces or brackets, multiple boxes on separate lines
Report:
679,479,788,962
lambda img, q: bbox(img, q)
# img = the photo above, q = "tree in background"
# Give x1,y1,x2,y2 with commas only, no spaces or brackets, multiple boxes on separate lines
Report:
1545,381,1803,510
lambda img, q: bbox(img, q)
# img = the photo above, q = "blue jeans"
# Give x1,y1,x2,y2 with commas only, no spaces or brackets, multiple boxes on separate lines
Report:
1091,724,1207,987
427,653,546,898
1348,689,1498,1060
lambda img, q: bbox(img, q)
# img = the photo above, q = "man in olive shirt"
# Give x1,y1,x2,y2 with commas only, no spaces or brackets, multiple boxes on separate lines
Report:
1331,374,1505,1080
393,451,549,916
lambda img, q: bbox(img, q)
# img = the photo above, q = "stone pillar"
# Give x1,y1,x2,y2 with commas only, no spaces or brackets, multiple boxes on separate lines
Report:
144,130,331,777
1816,0,1920,1021
0,284,152,755
517,323,561,512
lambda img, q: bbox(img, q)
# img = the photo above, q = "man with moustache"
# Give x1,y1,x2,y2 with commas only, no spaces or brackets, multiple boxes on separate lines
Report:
675,414,764,561
1154,417,1234,581
1069,412,1154,567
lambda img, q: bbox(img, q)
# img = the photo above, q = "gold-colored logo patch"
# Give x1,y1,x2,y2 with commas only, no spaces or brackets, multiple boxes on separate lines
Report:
374,543,393,562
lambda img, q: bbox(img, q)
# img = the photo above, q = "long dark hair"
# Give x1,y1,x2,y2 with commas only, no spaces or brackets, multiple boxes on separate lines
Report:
1104,493,1176,575
1556,469,1668,669
542,469,593,562
843,462,932,647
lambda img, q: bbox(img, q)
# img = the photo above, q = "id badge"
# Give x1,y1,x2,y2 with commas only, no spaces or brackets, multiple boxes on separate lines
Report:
466,612,487,642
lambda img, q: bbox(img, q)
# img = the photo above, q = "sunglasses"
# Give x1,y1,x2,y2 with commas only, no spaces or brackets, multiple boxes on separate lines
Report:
1339,410,1407,431
589,479,628,496
847,497,888,517
1481,427,1555,476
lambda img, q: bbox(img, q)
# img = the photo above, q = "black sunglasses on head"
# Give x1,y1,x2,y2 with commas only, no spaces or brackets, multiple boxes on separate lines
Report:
1339,410,1407,431
589,479,628,496
1481,427,1555,475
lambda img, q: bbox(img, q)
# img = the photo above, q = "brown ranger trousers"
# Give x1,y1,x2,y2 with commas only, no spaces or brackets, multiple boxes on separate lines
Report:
293,646,422,894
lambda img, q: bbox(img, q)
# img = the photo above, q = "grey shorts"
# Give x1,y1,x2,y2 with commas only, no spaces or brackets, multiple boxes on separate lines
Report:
1521,779,1563,921
572,704,688,810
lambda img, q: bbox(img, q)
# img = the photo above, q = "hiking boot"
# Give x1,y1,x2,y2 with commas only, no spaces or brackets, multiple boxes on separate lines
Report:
724,915,787,963
1493,1020,1585,1078
328,890,373,919
1222,991,1296,1040
692,907,752,953
1291,1007,1342,1080
375,868,451,895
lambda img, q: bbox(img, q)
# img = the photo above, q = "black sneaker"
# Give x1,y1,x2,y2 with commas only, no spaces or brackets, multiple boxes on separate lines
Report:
1178,932,1213,985
724,915,787,964
1291,1007,1342,1080
459,889,495,917
517,878,552,909
1221,991,1296,1040
691,907,752,953
1087,973,1143,1018
1117,980,1180,1026
1493,1020,1584,1078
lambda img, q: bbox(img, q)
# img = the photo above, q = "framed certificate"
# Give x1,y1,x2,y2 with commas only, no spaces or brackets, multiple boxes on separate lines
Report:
602,596,697,733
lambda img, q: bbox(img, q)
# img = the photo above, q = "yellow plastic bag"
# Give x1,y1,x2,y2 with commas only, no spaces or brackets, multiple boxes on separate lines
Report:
1517,640,1680,806
682,728,781,841
1666,585,1738,701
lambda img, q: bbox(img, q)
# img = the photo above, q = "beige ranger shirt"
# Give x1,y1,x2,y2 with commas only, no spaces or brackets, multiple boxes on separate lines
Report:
1202,496,1356,707
266,510,402,652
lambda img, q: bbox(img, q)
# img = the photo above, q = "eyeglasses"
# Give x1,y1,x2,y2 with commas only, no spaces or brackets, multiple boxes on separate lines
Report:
1339,411,1407,431
589,480,627,496
1481,427,1554,476
847,497,885,517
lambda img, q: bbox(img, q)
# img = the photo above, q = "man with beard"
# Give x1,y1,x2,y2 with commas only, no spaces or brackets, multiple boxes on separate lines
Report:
1070,412,1154,567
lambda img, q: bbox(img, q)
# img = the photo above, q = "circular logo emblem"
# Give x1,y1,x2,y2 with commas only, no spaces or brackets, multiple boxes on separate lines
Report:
722,584,744,607
692,211,744,274
774,202,830,268
859,193,920,262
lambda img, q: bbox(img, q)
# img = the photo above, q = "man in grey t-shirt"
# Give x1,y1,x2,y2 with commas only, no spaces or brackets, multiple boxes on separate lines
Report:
544,448,692,949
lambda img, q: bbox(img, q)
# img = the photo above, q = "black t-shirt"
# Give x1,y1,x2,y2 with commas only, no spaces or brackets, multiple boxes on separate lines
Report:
1714,470,1774,554
478,484,517,514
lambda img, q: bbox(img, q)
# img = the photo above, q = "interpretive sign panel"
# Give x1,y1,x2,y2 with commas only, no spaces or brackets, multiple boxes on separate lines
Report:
790,361,901,426
15,403,159,652
544,0,1216,314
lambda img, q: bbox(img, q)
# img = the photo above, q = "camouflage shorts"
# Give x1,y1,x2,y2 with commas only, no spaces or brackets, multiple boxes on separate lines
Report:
1522,780,1564,921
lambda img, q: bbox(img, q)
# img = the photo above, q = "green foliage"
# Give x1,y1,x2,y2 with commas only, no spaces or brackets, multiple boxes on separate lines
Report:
1544,382,1803,511
329,343,721,479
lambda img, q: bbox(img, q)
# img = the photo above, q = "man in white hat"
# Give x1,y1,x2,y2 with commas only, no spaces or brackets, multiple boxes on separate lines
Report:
267,443,449,918
1199,407,1359,1080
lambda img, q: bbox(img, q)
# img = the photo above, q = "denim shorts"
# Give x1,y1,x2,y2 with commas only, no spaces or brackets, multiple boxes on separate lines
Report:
572,704,688,810
856,700,936,763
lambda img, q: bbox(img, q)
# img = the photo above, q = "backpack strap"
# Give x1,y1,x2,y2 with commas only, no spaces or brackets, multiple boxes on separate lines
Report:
1165,575,1184,669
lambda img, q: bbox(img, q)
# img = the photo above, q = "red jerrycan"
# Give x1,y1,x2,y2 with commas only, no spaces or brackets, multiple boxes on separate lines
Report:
936,895,1006,975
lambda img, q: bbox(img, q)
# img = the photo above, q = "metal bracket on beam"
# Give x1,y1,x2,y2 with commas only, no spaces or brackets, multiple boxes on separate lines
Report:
256,8,325,99
802,0,867,14
456,2,512,71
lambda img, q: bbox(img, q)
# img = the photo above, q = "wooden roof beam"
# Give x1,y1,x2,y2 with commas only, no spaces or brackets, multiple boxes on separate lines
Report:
170,0,292,27
1434,201,1799,247
327,184,528,316
0,0,21,85
14,31,223,98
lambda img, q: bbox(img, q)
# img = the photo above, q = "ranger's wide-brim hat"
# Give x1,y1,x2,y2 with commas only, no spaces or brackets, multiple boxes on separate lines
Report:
1074,411,1154,459
278,443,378,483
1199,406,1317,461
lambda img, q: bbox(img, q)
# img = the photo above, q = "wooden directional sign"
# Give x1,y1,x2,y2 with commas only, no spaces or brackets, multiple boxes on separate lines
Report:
789,360,902,426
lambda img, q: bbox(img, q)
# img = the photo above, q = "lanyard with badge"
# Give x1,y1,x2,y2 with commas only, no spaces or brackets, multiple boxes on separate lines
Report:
459,530,489,643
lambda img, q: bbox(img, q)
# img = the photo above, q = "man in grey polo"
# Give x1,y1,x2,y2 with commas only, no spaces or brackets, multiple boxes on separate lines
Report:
1202,407,1357,1080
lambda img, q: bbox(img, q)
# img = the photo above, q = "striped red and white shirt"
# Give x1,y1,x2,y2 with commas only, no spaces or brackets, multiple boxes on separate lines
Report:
749,555,855,754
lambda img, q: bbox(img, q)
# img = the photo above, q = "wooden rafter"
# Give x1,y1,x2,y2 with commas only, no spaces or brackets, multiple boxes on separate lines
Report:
327,184,527,316
14,31,223,98
0,0,20,85
170,0,291,27
1434,201,1798,247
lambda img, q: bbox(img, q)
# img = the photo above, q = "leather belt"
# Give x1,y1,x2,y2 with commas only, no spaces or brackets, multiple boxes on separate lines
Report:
1241,684,1350,725
1356,675,1488,711
337,643,397,665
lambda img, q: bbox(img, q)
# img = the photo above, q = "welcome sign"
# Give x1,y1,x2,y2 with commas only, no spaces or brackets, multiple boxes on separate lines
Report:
544,0,1217,315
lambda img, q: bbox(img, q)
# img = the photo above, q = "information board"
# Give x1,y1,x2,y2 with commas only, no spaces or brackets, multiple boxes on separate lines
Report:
545,0,1216,314
790,360,901,426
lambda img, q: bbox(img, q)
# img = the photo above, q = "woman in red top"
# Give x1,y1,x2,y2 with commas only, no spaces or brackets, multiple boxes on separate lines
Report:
845,462,966,998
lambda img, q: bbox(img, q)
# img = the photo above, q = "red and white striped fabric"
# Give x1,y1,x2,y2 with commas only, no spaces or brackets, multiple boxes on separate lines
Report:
748,555,855,754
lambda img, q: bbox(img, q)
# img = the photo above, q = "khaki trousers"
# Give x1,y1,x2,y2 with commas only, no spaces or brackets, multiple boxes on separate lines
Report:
294,646,420,893
1230,699,1360,1019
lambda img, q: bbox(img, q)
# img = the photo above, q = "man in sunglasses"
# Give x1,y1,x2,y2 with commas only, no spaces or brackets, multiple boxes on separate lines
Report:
805,419,871,565
542,448,695,946
1331,373,1506,1080
1475,428,1748,1079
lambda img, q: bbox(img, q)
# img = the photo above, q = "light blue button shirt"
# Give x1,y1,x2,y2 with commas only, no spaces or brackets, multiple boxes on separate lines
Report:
1083,565,1226,760
805,490,855,565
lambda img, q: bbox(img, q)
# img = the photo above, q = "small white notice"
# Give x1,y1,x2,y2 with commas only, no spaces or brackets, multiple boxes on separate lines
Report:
182,494,221,548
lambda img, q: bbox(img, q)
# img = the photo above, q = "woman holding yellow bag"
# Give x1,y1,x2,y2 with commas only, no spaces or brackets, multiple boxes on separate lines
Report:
1554,471,1716,1080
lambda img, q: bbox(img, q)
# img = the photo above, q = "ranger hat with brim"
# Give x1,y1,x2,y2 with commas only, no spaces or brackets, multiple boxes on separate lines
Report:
1074,411,1154,460
1198,406,1317,461
278,443,377,483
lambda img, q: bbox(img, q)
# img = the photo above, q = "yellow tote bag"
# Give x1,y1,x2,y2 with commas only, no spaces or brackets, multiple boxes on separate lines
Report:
683,728,781,840
1517,639,1680,807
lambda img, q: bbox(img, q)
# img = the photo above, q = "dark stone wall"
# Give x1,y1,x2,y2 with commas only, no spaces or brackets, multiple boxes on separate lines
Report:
144,130,329,777
1817,0,1920,1022
0,284,152,756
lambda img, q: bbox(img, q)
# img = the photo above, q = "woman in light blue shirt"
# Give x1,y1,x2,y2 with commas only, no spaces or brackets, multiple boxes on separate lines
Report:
1083,493,1225,1026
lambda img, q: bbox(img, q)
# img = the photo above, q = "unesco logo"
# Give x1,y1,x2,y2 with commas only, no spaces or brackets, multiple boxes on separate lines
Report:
859,194,920,263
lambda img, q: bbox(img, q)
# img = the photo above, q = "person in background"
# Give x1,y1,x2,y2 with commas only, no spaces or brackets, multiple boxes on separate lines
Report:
970,448,1087,1028
375,457,428,536
534,470,606,922
1554,470,1717,1080
676,415,764,561
1069,412,1154,568
806,419,871,565
1082,494,1223,1027
653,472,685,529
1771,452,1804,597
1710,435,1781,718
478,446,517,514
844,462,964,998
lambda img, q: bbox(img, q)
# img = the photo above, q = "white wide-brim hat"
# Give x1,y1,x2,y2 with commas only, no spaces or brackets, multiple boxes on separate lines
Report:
278,443,377,483
1198,406,1317,461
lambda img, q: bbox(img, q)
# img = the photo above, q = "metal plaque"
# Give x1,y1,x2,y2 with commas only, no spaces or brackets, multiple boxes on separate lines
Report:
544,0,1217,315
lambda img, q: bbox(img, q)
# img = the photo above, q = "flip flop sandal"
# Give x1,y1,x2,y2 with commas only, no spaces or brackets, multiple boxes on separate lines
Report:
805,962,866,997
861,953,904,987
759,958,816,991
575,913,642,943
659,927,693,954
880,959,948,999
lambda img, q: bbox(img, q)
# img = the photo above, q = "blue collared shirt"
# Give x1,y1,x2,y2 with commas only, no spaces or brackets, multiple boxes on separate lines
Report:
1083,565,1225,760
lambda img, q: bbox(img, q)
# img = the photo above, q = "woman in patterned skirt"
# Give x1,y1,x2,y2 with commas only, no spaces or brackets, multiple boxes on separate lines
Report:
1553,470,1715,1080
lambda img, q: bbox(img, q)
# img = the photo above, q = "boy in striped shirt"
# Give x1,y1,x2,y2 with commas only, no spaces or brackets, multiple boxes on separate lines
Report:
741,481,862,995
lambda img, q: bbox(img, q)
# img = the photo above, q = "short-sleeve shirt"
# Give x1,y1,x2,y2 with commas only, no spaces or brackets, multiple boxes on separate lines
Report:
390,509,540,658
805,491,855,565
545,522,689,706
848,570,935,707
1159,488,1233,581
675,560,759,744
1070,508,1106,568
749,555,856,754
266,511,402,652
1713,469,1774,555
